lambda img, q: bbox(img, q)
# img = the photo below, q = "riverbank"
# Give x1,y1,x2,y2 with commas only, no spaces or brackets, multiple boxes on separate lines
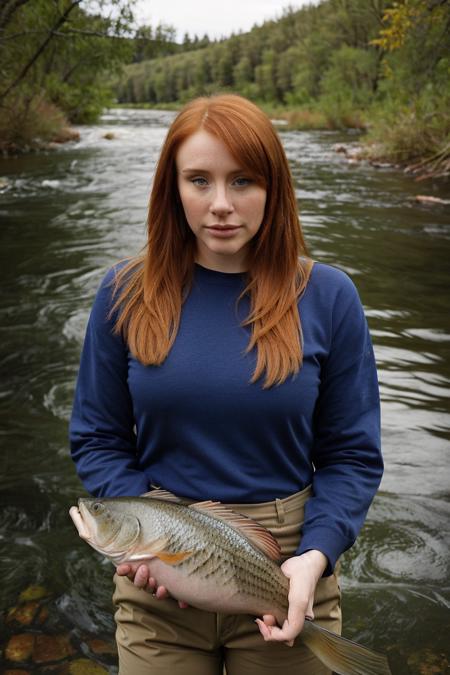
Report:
332,140,450,182
2,100,449,183
0,127,81,157
114,102,450,182
0,98,81,157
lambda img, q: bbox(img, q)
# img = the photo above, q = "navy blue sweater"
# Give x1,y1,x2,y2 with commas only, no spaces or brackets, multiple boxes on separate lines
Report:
70,262,383,572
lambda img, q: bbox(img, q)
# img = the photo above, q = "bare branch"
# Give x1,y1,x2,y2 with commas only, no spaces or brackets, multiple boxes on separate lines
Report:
0,0,83,101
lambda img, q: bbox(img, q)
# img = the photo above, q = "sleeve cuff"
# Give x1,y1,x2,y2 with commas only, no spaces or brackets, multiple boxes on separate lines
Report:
295,526,346,576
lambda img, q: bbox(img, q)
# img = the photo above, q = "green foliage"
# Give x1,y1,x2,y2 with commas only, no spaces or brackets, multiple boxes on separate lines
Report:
318,46,378,127
0,0,138,147
132,24,178,62
0,0,161,147
0,95,69,149
366,0,450,169
116,0,386,115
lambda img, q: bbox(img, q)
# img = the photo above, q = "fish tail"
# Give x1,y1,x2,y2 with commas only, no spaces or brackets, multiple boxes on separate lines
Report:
301,620,392,675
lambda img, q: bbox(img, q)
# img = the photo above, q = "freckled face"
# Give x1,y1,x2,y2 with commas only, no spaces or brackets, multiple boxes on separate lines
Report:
176,130,267,273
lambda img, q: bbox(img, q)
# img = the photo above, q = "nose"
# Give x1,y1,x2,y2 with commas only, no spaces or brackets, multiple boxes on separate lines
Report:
209,185,234,216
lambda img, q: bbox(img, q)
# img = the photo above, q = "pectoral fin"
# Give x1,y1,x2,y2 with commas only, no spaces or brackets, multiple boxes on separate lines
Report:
301,620,392,675
126,536,169,561
126,536,193,566
156,550,194,565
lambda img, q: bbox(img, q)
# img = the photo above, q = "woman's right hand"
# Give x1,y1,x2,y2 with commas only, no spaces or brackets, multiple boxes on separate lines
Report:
116,563,189,608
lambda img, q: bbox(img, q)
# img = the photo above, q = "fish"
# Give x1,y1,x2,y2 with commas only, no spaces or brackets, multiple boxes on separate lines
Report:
69,489,391,675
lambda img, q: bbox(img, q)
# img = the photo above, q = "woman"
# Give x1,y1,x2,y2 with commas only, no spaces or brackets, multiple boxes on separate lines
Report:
70,94,383,675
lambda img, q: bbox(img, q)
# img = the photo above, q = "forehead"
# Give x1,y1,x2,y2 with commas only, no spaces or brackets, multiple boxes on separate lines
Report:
176,129,241,171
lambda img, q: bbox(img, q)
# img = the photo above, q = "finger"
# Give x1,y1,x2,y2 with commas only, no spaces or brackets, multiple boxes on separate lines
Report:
155,586,169,600
147,576,157,591
116,563,131,576
262,614,277,627
133,565,150,589
261,617,302,644
178,601,189,609
255,618,272,640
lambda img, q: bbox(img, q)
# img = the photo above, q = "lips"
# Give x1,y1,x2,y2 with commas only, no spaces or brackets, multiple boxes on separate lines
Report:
205,225,242,238
207,225,241,230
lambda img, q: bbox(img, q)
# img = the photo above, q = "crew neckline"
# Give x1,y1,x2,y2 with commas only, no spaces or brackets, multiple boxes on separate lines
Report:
194,262,247,284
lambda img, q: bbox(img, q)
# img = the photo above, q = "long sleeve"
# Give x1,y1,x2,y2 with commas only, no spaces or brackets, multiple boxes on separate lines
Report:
69,268,149,497
297,272,383,574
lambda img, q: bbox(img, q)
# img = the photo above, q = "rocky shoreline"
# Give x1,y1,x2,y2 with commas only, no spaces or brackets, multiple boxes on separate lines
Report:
0,127,80,158
332,142,450,186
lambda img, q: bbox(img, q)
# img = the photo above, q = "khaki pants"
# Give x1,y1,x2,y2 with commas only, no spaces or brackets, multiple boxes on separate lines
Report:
113,486,341,675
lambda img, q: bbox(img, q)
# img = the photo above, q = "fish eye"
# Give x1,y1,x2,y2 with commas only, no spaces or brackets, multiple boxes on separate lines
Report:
92,502,104,513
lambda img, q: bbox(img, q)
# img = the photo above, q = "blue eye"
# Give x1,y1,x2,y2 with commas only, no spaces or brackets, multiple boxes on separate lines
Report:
191,177,208,186
233,177,252,187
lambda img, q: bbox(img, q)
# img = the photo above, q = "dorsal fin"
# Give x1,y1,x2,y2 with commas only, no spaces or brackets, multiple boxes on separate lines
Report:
140,488,183,504
189,501,281,561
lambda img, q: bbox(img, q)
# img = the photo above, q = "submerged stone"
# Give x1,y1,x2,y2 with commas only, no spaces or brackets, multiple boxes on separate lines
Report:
68,658,108,674
37,665,70,674
7,601,41,626
37,605,50,624
86,638,117,656
407,648,449,674
33,634,74,664
19,585,50,603
5,633,35,662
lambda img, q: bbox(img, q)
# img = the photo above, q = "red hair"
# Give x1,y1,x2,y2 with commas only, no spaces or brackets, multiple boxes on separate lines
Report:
112,94,312,388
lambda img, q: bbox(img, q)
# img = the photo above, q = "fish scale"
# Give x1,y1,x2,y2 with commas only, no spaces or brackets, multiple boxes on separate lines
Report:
121,496,287,612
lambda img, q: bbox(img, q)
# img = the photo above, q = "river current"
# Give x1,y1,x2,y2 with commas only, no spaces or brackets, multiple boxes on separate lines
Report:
0,108,449,673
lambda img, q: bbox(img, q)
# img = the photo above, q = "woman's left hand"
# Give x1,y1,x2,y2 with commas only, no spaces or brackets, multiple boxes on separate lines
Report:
255,549,328,647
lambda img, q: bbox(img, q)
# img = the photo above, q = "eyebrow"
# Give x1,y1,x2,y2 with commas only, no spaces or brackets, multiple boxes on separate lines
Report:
180,167,245,174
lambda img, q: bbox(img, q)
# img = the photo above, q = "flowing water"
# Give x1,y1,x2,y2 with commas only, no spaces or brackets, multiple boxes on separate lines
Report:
0,108,449,673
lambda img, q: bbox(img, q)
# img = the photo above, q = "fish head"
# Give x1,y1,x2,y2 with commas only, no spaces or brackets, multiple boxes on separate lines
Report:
70,498,141,564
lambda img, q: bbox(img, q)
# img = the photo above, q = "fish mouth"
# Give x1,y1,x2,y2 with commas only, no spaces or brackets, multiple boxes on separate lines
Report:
69,501,138,565
69,505,91,541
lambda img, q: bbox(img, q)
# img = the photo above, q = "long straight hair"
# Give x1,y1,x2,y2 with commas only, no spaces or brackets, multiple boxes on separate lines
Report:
112,94,312,388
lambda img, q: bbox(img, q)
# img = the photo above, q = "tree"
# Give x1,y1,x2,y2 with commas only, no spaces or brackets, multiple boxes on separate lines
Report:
367,0,450,170
0,1,136,109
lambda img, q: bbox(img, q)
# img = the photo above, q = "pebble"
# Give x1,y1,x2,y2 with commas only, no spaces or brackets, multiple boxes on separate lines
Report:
7,601,41,626
407,647,449,674
33,633,74,663
5,634,35,662
19,585,49,602
68,658,108,674
87,638,117,656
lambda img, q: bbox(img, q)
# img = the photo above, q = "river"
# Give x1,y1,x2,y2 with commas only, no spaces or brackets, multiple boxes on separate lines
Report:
1,108,449,673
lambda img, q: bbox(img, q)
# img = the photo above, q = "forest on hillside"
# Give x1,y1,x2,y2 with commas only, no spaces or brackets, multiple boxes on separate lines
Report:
0,0,449,176
117,0,450,175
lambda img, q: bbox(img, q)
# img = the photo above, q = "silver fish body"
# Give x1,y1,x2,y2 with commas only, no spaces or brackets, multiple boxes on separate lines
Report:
69,492,391,675
72,495,288,620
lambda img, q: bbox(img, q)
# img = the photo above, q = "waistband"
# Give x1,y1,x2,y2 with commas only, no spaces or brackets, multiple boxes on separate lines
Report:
225,484,312,513
224,485,312,525
151,484,312,526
